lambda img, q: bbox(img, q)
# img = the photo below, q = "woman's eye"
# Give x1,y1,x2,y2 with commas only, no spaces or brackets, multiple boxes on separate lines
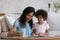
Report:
28,15,33,17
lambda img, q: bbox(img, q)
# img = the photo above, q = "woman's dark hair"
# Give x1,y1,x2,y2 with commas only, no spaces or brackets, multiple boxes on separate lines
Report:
19,7,35,29
35,9,48,20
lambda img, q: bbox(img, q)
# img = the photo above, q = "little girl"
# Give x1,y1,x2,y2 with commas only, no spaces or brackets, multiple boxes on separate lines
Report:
32,9,49,36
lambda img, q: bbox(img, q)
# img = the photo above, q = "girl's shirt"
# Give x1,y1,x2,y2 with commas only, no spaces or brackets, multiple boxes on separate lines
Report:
33,21,49,34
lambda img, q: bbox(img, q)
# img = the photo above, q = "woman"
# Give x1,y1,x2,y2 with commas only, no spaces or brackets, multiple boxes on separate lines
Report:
8,7,35,37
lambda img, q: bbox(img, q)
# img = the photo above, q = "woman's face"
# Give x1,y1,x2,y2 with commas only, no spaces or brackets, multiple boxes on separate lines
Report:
26,12,34,22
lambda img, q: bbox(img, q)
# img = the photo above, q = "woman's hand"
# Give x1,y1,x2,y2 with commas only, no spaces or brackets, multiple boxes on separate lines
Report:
7,26,16,37
7,26,23,37
7,32,15,37
7,32,23,37
18,32,23,36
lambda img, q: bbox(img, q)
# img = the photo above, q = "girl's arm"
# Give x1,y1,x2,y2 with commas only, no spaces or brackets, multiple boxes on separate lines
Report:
32,29,36,35
45,30,49,35
45,24,49,34
46,30,49,33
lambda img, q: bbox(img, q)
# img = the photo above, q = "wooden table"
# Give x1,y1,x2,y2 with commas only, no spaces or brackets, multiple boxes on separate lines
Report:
5,36,60,40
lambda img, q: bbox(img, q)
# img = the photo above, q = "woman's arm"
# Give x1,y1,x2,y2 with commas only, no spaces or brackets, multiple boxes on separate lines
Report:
7,26,16,37
8,26,23,37
9,26,16,33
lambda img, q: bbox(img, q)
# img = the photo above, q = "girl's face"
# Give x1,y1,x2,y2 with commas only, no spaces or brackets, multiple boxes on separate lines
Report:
37,15,44,23
26,12,34,22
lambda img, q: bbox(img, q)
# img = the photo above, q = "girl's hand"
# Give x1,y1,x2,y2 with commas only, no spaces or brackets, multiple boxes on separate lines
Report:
44,33,49,35
32,33,35,36
38,33,49,37
38,33,45,37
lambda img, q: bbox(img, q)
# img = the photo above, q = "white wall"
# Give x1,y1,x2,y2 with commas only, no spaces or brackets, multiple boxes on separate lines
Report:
48,12,60,30
0,0,2,12
0,0,49,13
0,0,60,13
1,0,19,13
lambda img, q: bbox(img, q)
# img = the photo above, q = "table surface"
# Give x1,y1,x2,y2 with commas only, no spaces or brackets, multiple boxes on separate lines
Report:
5,36,60,40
